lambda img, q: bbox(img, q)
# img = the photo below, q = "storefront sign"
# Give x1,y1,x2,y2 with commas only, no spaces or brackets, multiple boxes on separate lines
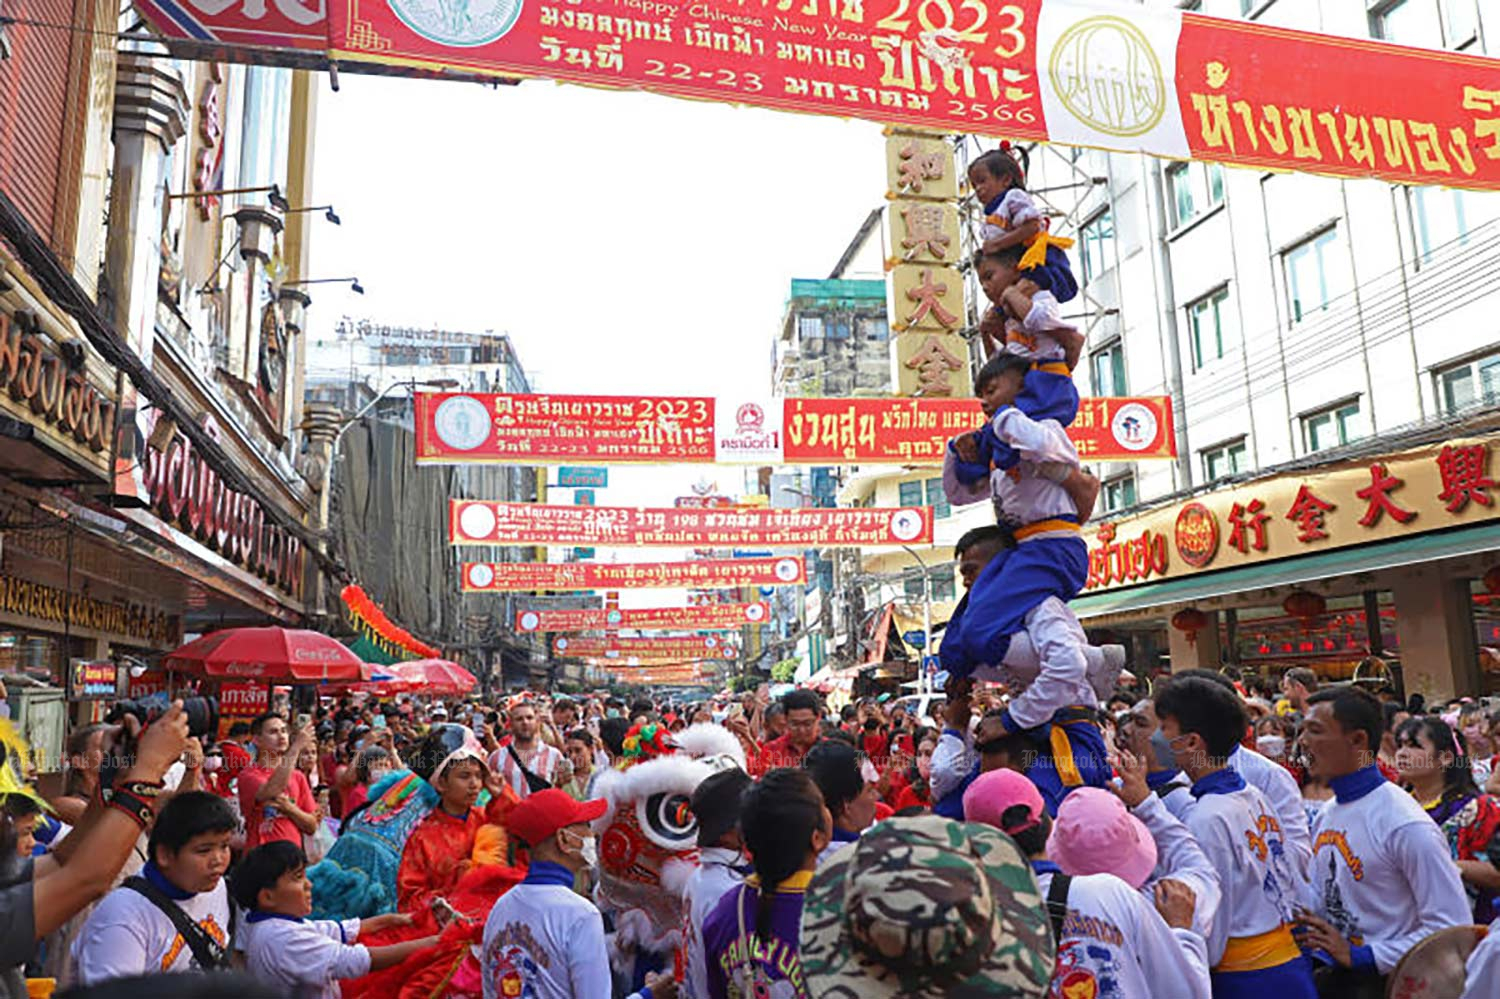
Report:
1085,436,1500,592
516,601,768,632
128,668,169,699
0,310,117,475
67,659,119,700
134,1,1500,194
553,635,734,658
139,415,305,597
219,681,270,715
0,573,174,645
450,500,932,548
558,466,608,488
462,557,805,592
417,393,1176,465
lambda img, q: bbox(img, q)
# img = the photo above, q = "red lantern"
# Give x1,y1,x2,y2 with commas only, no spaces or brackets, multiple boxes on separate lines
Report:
1484,567,1500,594
1283,590,1327,629
1172,608,1209,645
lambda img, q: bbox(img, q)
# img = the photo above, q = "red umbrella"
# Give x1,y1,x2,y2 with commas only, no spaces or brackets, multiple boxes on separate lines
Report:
390,659,477,695
165,626,364,682
323,662,415,696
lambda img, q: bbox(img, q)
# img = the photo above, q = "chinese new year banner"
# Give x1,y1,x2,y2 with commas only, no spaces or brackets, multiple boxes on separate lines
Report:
135,0,1500,192
461,556,805,591
554,635,736,657
416,392,1175,465
516,601,769,631
450,499,933,547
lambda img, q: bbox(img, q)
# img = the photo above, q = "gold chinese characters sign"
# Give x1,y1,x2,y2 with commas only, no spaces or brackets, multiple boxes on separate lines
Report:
1085,436,1500,593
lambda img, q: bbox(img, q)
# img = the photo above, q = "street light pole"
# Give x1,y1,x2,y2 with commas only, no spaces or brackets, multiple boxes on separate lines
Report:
900,544,934,695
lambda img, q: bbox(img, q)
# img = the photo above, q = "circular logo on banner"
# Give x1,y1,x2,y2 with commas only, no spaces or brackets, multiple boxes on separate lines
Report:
432,395,492,451
1175,502,1219,569
736,403,765,432
705,636,719,649
1049,16,1167,137
1110,402,1159,453
517,610,540,631
773,558,801,582
745,604,766,622
555,637,570,651
466,563,495,588
388,0,524,48
457,503,497,540
606,609,623,625
890,509,926,542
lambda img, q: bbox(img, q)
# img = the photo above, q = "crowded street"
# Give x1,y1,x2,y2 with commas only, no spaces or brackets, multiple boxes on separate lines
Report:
6,0,1500,995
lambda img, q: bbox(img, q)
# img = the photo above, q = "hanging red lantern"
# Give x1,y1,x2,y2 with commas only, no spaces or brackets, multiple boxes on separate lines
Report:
1172,608,1209,645
1283,590,1327,628
1484,567,1500,594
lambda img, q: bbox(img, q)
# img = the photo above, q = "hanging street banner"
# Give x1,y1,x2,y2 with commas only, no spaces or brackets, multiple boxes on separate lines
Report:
516,601,769,632
135,0,1500,193
450,500,933,548
554,635,736,658
415,392,1175,465
461,556,805,591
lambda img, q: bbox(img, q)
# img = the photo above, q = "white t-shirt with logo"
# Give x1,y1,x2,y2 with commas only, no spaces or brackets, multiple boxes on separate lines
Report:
481,881,610,999
73,879,232,984
241,915,367,999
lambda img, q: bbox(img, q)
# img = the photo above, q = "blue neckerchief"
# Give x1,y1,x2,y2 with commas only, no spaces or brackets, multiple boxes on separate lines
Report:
1331,764,1385,803
142,860,195,901
246,911,305,924
832,827,860,843
524,860,577,887
1146,769,1184,791
983,192,1006,216
1030,859,1063,876
1190,768,1246,799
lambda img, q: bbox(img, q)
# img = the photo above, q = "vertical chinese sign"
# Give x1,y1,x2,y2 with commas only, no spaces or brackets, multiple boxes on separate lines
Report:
885,131,971,399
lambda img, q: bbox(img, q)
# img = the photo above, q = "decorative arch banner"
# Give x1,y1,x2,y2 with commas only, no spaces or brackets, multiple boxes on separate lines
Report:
136,0,1500,192
462,556,806,591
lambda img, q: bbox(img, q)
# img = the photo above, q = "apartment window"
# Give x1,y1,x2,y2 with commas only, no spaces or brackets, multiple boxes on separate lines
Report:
898,480,924,508
797,316,824,339
1166,161,1225,228
924,477,951,521
1080,210,1115,284
1437,352,1500,414
1441,0,1479,47
1203,439,1247,482
1376,0,1477,48
1187,287,1235,368
1103,475,1137,514
1284,227,1346,322
1303,401,1363,453
1411,186,1470,260
1091,342,1126,396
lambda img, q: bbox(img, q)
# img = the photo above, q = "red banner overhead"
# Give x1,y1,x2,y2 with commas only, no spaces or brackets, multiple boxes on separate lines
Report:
554,635,735,658
416,392,1175,465
461,557,805,591
450,500,932,548
516,602,769,632
134,0,1500,193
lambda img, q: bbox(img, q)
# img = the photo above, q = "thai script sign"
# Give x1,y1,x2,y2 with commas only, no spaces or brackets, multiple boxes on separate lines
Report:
462,557,805,591
516,601,769,631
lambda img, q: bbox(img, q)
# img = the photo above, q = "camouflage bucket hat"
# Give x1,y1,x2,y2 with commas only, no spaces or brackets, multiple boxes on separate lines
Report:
800,815,1054,999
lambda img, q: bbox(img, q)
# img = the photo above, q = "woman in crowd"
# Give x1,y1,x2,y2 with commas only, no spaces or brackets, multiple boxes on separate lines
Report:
558,728,596,801
49,723,107,826
890,734,936,812
340,746,393,819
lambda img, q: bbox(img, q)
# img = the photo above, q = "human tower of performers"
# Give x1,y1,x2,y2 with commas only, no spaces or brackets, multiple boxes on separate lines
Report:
3,148,1498,999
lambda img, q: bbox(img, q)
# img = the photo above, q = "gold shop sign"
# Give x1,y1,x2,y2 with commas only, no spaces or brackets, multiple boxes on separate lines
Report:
0,573,174,646
0,309,116,479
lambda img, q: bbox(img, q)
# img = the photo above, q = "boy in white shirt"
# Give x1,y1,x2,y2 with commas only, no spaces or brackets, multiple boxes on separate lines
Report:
1155,677,1316,999
73,791,237,983
682,768,750,999
234,840,437,998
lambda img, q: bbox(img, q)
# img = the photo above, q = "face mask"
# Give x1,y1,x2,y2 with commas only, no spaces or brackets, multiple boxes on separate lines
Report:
1149,728,1177,771
1256,735,1286,758
566,830,598,868
606,709,620,719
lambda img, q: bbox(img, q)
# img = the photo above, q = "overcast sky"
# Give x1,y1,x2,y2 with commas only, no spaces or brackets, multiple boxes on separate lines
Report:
307,75,886,605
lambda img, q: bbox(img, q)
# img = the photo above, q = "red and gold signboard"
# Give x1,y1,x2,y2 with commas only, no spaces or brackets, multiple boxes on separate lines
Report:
418,393,1175,466
133,1,1500,194
450,500,932,548
462,557,804,592
555,636,735,658
516,602,769,632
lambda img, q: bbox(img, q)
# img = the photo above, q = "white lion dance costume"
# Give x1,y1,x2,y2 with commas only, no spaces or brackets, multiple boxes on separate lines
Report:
592,721,746,984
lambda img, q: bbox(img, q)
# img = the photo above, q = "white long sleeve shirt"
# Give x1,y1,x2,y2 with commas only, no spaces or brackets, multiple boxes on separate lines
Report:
1305,767,1470,974
1230,744,1313,882
482,871,612,999
940,410,1079,527
931,724,976,804
1132,793,1222,942
241,915,368,999
682,848,745,999
1034,863,1211,999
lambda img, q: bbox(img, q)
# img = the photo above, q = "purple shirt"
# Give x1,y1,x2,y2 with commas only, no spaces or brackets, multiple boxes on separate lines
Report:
701,872,811,999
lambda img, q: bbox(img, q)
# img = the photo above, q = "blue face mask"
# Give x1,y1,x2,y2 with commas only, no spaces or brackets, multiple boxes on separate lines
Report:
372,715,387,729
1150,728,1177,771
606,709,620,719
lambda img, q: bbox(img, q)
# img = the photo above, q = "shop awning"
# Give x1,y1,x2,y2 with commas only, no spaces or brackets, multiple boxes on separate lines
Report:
1072,521,1500,620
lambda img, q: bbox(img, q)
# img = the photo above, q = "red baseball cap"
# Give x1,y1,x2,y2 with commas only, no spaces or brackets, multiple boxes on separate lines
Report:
509,789,607,846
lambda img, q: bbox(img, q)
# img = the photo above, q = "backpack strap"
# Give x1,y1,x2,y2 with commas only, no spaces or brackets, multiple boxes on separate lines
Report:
123,876,230,971
1045,873,1072,947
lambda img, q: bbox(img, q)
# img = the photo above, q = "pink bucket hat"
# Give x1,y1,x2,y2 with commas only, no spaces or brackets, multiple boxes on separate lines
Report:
963,769,1045,835
1047,787,1158,889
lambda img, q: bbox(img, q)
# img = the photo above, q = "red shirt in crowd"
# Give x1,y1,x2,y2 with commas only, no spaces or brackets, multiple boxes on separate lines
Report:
214,740,253,798
753,734,813,776
238,765,315,849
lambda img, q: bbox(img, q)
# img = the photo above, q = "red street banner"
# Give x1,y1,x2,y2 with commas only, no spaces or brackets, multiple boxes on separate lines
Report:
555,636,736,657
450,500,933,548
417,393,1175,465
461,557,804,591
134,0,1500,193
516,602,769,632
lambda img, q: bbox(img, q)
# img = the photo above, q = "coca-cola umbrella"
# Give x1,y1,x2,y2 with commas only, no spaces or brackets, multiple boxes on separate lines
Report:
165,626,365,682
390,659,477,696
322,661,412,696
